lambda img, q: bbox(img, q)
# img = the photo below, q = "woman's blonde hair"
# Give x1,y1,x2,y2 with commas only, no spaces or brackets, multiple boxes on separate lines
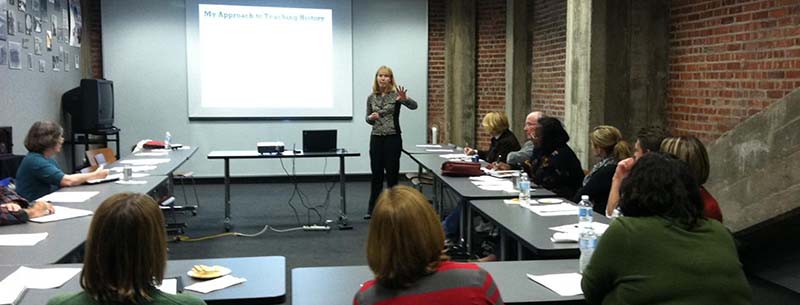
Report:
366,186,448,289
481,112,510,135
590,125,632,161
661,136,710,185
372,65,397,94
81,193,167,304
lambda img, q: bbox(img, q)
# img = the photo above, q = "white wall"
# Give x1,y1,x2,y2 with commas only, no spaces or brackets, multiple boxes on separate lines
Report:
102,0,428,177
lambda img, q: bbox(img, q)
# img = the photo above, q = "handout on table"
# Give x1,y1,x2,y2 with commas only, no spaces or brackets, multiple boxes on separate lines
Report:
29,206,93,223
38,191,99,203
0,232,48,246
527,273,583,296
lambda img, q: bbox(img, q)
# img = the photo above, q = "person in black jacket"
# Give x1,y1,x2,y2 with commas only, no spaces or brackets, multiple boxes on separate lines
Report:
573,125,632,214
524,117,584,199
464,112,520,163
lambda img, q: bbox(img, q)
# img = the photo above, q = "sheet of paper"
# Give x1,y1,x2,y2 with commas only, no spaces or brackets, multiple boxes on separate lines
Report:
119,158,171,165
177,146,192,150
156,278,178,295
29,206,93,223
551,232,580,243
0,233,48,246
426,149,455,152
415,144,442,148
2,266,81,289
549,222,610,235
110,165,158,172
0,281,26,305
527,273,583,296
115,180,148,185
38,191,99,203
185,275,246,294
134,152,169,157
527,203,579,217
439,153,469,159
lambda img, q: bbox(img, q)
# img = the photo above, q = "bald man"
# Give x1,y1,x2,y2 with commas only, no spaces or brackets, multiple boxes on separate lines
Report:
492,111,545,170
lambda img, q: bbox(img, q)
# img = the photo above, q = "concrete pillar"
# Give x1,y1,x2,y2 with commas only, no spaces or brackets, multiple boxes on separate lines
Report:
445,0,476,146
505,0,530,142
564,0,606,166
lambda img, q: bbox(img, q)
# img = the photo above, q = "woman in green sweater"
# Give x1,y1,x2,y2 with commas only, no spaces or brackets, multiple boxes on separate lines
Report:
581,153,750,305
47,193,205,305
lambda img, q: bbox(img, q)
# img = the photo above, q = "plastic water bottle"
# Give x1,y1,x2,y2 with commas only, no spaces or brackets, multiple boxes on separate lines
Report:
164,132,172,149
579,226,597,273
578,195,593,229
518,173,530,204
511,171,520,191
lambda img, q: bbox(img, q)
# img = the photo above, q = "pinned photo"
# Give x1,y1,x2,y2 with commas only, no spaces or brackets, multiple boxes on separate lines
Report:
26,51,31,70
33,36,40,54
73,53,77,68
24,12,31,34
38,57,44,72
21,36,28,48
51,53,58,71
17,0,25,12
0,9,6,40
0,42,7,65
8,40,21,69
34,16,40,32
45,29,51,50
7,10,15,36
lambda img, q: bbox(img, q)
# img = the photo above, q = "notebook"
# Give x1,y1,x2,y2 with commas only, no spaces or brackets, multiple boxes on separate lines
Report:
302,130,337,153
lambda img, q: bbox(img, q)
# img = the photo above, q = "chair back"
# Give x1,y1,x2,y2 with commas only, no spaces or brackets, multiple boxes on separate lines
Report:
86,148,117,169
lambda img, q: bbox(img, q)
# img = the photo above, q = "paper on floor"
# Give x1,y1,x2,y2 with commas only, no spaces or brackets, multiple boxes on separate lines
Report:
0,232,48,246
527,273,583,296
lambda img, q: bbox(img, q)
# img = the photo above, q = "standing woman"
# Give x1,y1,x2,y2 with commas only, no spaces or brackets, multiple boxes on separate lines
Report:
47,193,205,305
15,121,109,201
365,66,417,219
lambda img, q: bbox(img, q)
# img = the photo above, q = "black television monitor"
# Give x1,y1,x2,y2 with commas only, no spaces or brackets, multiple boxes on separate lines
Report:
62,79,115,132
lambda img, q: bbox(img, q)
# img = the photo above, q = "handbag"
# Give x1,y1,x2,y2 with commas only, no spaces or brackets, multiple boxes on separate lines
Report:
441,161,482,177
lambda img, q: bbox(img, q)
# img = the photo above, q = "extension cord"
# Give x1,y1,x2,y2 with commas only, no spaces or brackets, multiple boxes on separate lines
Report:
303,225,331,231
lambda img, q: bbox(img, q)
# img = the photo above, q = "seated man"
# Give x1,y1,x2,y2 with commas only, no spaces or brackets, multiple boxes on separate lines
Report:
1,185,54,225
491,111,544,169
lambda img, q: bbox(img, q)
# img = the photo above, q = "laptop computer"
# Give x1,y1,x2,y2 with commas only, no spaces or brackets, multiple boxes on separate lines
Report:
303,130,337,153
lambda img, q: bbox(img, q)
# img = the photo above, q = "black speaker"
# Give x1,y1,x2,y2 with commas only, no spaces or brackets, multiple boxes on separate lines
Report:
0,127,11,155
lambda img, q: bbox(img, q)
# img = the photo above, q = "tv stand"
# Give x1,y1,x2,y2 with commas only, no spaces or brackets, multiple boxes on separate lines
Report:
66,127,121,172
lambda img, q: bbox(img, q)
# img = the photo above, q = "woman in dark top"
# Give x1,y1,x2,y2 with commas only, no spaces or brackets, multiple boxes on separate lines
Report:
364,66,417,219
523,117,584,199
465,112,520,163
573,125,632,214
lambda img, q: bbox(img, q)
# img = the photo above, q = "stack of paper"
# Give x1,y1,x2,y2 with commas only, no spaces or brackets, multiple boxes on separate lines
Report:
439,153,469,160
550,222,610,235
29,206,93,223
469,176,516,192
0,266,82,303
526,203,579,216
185,275,246,294
527,273,583,296
415,144,442,148
38,191,99,203
0,233,48,246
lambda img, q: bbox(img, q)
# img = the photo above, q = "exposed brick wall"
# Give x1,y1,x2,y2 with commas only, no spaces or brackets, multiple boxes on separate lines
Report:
529,0,567,121
668,0,800,143
428,0,446,144
475,0,507,149
83,0,103,79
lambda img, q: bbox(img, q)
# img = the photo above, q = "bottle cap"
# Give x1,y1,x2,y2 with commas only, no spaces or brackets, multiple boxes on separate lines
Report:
581,195,590,200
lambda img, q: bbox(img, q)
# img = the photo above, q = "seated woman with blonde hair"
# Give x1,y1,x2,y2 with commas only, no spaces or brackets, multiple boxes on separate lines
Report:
661,135,723,222
47,193,205,305
464,112,521,163
573,125,632,214
354,186,503,305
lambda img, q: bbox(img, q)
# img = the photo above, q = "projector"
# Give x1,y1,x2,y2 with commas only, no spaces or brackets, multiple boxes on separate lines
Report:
257,141,285,154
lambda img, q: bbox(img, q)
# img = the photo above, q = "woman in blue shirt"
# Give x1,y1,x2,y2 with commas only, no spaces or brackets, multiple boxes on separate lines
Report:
15,121,109,201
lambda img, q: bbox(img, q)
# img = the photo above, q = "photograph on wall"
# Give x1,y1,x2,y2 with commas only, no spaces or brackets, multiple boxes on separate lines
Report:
52,0,57,11
39,0,45,17
33,15,39,32
26,51,31,70
73,53,76,68
23,12,29,34
20,36,27,48
30,0,37,12
63,49,68,71
50,54,58,70
16,0,24,12
32,35,39,53
38,57,43,72
0,9,6,40
6,10,15,36
0,42,6,65
44,29,50,50
67,0,77,46
8,40,21,69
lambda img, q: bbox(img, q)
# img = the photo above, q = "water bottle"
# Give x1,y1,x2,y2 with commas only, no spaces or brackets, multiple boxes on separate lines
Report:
578,195,593,229
579,226,597,273
518,173,530,204
164,132,172,149
511,171,520,191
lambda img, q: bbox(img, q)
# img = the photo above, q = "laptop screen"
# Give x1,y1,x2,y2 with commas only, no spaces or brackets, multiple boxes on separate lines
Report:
303,130,337,153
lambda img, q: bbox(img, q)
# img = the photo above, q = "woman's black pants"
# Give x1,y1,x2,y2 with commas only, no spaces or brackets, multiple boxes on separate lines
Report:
368,134,402,214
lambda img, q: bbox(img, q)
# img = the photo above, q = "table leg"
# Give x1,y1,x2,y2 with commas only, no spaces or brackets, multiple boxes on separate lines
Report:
500,230,507,261
338,155,352,230
224,158,232,231
465,202,472,254
517,240,523,260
